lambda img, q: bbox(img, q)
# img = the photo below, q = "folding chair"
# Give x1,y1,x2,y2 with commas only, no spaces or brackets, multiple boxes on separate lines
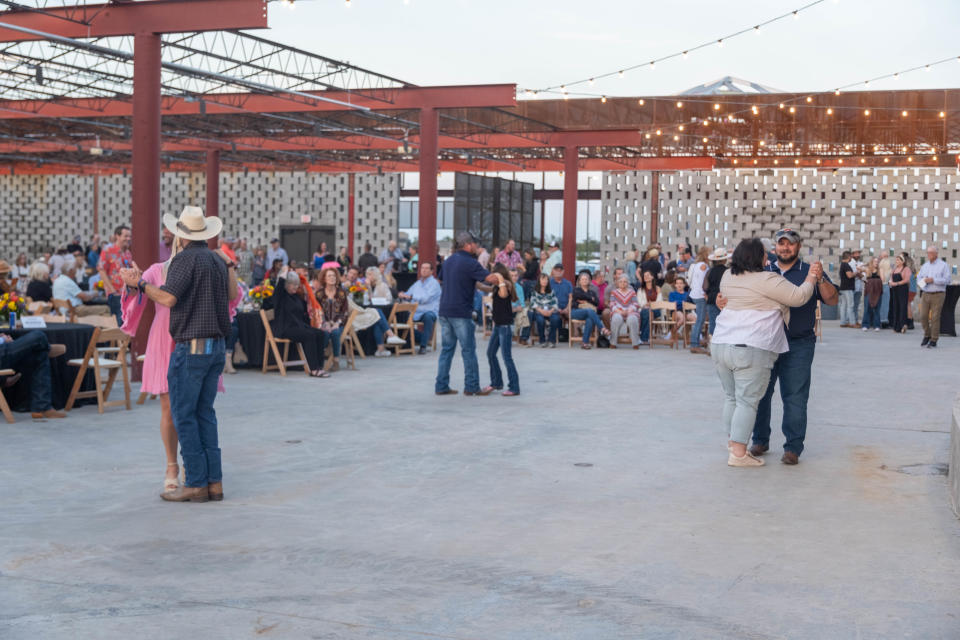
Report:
338,309,359,370
648,301,677,348
40,314,66,324
414,315,439,352
50,298,77,322
259,309,310,376
568,316,599,348
75,315,118,329
65,327,132,413
679,301,698,349
386,302,417,355
0,368,16,423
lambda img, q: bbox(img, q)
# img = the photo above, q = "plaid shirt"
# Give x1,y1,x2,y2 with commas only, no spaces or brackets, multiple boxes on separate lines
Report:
161,241,230,341
494,250,524,270
100,244,133,292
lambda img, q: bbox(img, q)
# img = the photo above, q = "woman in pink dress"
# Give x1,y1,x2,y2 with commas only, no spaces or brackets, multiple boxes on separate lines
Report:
122,243,240,491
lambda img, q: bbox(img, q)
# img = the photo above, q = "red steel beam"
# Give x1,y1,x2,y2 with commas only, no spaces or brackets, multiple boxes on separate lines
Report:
206,149,220,248
0,85,516,119
0,0,268,41
562,145,578,279
418,107,438,270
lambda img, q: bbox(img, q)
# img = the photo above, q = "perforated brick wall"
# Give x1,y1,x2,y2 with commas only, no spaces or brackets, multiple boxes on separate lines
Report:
601,168,960,277
1,171,399,259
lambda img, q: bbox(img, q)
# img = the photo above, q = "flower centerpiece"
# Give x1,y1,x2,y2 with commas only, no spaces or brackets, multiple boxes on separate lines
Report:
348,282,368,306
94,279,105,292
248,280,275,310
0,291,26,327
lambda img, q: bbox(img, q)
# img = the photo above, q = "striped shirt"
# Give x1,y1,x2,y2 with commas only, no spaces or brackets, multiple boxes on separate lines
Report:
608,287,640,315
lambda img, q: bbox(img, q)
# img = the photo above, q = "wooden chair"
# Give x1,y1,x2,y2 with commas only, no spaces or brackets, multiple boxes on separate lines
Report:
386,302,417,355
568,315,599,348
26,299,51,315
679,301,698,349
75,315,118,329
0,368,15,423
338,309,359,370
50,298,77,322
259,309,310,376
648,301,677,348
815,300,823,342
40,314,66,324
65,327,132,413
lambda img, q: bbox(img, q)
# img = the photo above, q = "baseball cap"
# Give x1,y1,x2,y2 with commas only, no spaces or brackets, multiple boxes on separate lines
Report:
774,228,801,243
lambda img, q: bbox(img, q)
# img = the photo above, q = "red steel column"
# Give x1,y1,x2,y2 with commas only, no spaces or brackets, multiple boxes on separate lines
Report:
206,149,220,248
347,172,355,259
562,145,578,277
418,106,438,268
130,32,161,380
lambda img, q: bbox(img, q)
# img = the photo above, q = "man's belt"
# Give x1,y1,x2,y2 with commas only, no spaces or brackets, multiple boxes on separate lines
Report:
179,337,222,355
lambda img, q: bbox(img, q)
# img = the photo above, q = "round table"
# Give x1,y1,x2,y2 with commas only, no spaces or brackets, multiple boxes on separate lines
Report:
5,323,96,411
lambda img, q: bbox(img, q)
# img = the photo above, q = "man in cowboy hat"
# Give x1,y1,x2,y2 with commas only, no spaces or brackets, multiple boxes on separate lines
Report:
120,206,238,502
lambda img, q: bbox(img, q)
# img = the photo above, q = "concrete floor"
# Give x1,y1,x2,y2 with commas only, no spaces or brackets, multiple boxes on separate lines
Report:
2,322,959,639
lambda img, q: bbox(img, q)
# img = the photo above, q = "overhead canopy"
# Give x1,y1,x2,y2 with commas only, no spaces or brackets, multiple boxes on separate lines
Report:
0,2,958,174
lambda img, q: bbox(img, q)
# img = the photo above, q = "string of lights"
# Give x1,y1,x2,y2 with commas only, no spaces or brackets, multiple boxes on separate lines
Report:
525,0,829,96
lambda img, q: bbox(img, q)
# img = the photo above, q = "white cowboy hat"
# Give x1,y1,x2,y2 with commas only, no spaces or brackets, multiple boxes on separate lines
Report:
709,248,730,262
162,205,222,242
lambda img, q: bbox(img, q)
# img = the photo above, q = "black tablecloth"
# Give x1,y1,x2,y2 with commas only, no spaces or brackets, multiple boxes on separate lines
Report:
940,284,960,337
236,304,412,366
5,323,96,411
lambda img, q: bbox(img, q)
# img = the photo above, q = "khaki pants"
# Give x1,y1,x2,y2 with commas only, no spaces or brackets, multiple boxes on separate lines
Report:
918,291,945,341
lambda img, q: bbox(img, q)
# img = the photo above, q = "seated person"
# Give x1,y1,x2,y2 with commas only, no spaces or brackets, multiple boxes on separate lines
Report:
398,261,441,354
570,269,610,350
271,272,330,378
26,262,53,302
509,267,530,343
608,274,642,348
315,267,349,369
52,263,110,317
601,267,624,329
668,276,696,337
637,269,661,344
660,269,677,301
0,332,66,419
528,273,561,347
548,264,573,321
267,259,286,289
365,267,393,304
341,265,361,290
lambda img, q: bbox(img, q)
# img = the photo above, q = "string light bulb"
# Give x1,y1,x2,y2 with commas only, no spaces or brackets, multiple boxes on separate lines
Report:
676,101,683,108
902,110,908,117
673,135,680,141
682,51,688,59
940,111,946,118
649,61,655,69
759,140,765,146
589,78,595,85
619,70,624,77
806,96,813,103
731,139,737,144
792,10,799,18
753,159,758,165
779,103,785,109
638,99,645,106
754,25,760,33
864,109,870,116
645,133,651,139
713,103,721,110
703,120,710,126
601,95,607,103
717,39,723,47
656,129,662,136
834,89,841,96
702,137,708,143
678,124,685,131
827,108,833,115
795,159,800,165
789,106,796,114
751,106,759,115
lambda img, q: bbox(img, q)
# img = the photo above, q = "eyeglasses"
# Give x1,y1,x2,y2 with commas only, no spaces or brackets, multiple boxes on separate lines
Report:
774,228,801,243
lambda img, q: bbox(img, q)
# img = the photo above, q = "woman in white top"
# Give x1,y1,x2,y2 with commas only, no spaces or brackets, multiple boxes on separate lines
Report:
13,253,30,294
687,246,710,353
365,267,393,304
711,238,820,467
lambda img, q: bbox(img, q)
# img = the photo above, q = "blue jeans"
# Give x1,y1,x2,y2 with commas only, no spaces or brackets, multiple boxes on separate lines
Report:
0,331,52,412
639,308,654,342
853,290,862,324
168,338,225,488
863,304,881,329
328,327,342,358
107,293,123,328
487,325,519,393
690,297,707,347
707,303,721,335
752,335,816,455
371,309,391,345
712,343,778,444
570,308,601,344
879,284,890,326
414,311,437,347
530,310,561,343
435,316,480,393
839,290,856,324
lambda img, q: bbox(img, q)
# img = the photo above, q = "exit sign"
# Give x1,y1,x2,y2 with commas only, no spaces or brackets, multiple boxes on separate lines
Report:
300,215,311,224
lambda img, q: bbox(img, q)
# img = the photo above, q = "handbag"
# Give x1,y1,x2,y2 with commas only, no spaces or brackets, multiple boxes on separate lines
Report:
596,333,611,349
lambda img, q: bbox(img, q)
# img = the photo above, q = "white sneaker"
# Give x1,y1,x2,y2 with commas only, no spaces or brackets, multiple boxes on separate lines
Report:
861,327,868,332
728,451,765,467
386,336,405,345
874,328,880,332
375,350,392,357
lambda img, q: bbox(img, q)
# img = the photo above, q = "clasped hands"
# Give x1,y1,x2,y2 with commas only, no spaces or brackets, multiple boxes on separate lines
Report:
119,262,144,288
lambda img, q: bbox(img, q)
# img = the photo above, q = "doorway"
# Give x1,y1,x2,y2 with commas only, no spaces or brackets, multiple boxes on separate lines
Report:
279,225,336,266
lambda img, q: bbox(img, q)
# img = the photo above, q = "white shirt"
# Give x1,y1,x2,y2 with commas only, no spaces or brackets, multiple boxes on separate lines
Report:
917,258,951,293
688,261,708,300
52,274,83,307
712,308,789,354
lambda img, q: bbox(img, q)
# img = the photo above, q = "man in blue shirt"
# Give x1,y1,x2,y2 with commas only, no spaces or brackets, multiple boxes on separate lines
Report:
435,232,500,396
549,264,574,316
750,228,838,465
399,261,442,354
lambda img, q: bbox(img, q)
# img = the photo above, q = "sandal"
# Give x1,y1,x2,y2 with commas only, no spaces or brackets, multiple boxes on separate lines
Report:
164,463,179,492
310,369,330,378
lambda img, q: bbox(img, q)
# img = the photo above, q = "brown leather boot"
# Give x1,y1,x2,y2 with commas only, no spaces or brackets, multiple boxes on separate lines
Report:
31,409,67,419
748,443,769,456
161,485,209,502
208,482,224,501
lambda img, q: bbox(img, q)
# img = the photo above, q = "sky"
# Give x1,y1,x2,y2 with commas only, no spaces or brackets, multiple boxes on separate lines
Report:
267,0,960,97
265,0,960,242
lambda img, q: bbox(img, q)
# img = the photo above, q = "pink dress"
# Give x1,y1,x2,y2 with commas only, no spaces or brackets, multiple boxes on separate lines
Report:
121,262,240,394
